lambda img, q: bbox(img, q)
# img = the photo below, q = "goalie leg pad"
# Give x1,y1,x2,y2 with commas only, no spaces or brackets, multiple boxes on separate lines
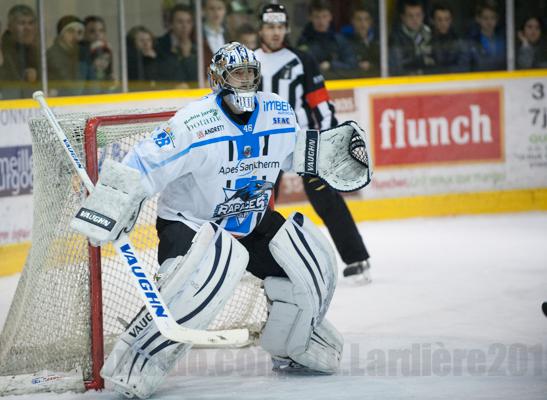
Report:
259,277,343,374
260,213,342,374
101,222,249,399
268,212,338,322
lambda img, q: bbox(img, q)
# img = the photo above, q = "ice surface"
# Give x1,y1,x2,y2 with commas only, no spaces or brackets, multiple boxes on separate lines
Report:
1,213,546,399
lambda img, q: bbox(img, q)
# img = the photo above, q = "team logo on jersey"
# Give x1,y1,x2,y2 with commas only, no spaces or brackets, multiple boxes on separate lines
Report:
152,126,175,149
213,180,273,220
273,117,290,125
243,145,252,158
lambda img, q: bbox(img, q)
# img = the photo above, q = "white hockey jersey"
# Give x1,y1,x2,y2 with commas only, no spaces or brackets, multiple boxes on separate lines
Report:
123,91,299,237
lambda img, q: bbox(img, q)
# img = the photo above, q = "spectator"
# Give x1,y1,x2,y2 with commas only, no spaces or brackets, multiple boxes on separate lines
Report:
225,0,252,42
0,5,40,99
157,4,198,87
84,15,107,43
517,16,547,69
468,1,506,71
389,0,435,76
203,0,228,60
429,1,469,73
345,5,380,77
46,15,89,96
297,0,356,79
82,16,114,94
0,18,3,69
236,23,258,50
86,39,115,93
127,26,161,89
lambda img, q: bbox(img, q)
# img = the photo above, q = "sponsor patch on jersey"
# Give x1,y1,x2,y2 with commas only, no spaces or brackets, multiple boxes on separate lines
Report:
218,160,281,176
273,117,290,125
213,180,273,220
197,124,224,138
183,109,222,131
152,125,175,149
263,100,293,115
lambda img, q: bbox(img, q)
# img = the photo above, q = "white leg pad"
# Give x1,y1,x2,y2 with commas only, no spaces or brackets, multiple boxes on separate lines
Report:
268,212,338,323
101,222,249,399
259,277,343,374
291,318,344,374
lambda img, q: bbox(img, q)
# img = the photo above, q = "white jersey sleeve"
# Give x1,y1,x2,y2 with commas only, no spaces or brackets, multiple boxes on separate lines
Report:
123,111,194,196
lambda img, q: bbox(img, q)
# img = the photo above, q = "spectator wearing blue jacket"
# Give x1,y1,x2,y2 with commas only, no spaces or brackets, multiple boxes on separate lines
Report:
468,1,506,71
297,0,356,79
344,5,380,77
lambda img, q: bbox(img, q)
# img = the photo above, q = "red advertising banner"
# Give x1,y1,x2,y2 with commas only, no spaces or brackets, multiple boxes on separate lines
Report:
371,89,503,167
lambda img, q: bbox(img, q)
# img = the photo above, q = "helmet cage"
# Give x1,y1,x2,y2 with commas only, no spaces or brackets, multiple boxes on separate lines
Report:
221,63,261,94
209,42,261,112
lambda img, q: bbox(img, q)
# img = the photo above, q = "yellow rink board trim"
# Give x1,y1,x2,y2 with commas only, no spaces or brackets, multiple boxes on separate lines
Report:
1,187,546,277
1,69,546,110
0,242,31,276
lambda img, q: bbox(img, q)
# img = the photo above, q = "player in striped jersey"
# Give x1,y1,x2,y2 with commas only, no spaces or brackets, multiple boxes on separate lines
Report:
255,3,372,282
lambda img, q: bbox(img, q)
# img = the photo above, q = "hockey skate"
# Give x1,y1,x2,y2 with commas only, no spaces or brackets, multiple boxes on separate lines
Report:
271,357,330,375
343,260,371,284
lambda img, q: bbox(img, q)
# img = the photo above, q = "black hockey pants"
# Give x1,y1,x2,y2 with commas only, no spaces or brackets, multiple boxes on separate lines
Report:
156,209,288,280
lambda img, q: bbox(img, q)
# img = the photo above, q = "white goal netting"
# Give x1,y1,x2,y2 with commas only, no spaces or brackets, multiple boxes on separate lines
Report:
0,109,267,386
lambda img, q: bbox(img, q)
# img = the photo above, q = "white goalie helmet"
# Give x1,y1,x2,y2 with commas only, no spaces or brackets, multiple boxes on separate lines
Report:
209,42,261,112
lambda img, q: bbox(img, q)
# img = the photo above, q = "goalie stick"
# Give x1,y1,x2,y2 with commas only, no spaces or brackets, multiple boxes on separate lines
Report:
32,91,249,347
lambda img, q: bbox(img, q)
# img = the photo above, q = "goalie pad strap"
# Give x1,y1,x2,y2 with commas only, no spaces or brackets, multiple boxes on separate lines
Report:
101,223,249,399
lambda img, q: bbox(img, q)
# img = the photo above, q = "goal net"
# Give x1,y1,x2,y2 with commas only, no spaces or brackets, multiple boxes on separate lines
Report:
0,109,268,393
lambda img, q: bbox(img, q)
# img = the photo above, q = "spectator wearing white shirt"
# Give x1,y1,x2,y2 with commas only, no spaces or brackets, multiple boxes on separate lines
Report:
203,0,227,53
201,0,228,79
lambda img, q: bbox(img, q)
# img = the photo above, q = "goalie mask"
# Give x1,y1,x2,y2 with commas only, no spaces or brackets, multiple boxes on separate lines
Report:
209,42,261,113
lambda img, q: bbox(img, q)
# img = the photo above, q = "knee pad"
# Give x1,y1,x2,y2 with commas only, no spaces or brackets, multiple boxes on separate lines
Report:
102,222,249,399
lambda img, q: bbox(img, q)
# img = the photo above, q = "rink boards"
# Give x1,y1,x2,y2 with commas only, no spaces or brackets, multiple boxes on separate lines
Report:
0,69,546,276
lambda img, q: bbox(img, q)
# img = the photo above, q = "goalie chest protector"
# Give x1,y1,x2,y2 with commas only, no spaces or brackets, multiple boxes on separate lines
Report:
123,92,299,237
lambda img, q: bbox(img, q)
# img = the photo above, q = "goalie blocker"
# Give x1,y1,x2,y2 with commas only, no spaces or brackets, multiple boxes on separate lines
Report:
70,159,147,246
294,120,373,192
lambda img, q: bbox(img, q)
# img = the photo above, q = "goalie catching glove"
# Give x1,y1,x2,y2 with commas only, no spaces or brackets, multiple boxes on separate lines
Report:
293,120,372,192
70,159,147,246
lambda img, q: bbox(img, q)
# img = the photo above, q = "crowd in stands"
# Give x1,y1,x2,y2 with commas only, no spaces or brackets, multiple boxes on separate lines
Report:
0,0,546,98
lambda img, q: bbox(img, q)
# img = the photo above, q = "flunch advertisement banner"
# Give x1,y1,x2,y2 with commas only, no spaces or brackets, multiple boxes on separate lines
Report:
0,74,546,249
370,89,503,168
